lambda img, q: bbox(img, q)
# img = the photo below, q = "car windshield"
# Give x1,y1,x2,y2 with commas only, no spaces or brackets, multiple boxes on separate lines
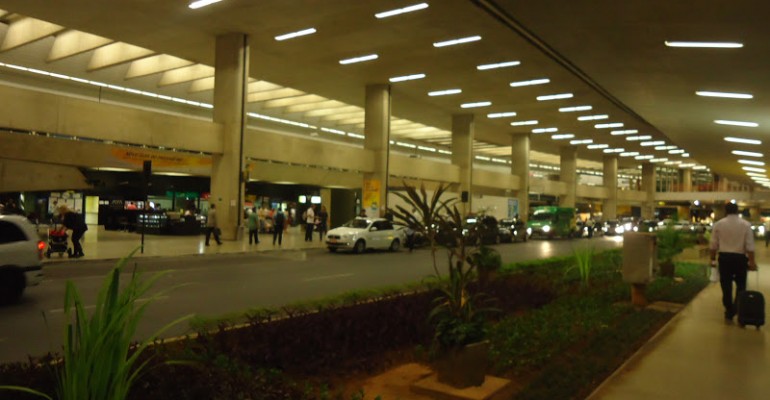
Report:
531,212,553,221
342,219,370,229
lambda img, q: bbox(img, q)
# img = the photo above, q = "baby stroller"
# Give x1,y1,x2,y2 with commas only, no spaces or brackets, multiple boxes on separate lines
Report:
46,224,72,258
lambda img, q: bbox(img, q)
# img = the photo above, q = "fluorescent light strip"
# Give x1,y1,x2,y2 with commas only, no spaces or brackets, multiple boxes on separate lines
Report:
511,120,538,126
682,153,690,157
665,41,743,48
477,61,520,70
533,127,558,133
551,134,575,140
395,141,417,148
715,120,758,127
693,165,708,170
743,166,767,173
627,135,652,141
680,163,696,168
559,105,592,112
664,161,682,165
696,91,753,99
275,28,317,41
749,173,768,178
604,148,625,153
475,156,491,161
635,155,654,160
578,114,609,121
438,149,452,155
725,136,761,145
510,78,550,87
669,149,685,154
487,111,517,118
434,35,482,48
248,112,317,129
655,146,677,150
570,139,593,145
640,141,665,147
649,158,668,163
348,133,365,139
375,2,429,18
339,54,379,65
587,144,609,149
461,101,491,108
620,152,640,157
739,159,766,166
595,122,623,129
189,0,222,9
428,88,462,96
732,150,763,158
418,146,437,152
537,93,573,101
389,73,426,82
611,129,638,135
320,127,346,135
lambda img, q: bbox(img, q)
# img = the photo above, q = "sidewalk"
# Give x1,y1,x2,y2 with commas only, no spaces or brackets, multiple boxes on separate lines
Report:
41,224,327,263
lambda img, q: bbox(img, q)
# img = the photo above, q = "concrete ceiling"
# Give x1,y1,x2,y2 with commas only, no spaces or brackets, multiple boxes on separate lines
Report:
1,0,763,184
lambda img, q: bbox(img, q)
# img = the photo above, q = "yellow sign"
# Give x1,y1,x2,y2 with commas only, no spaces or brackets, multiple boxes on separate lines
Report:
110,148,211,167
363,178,381,214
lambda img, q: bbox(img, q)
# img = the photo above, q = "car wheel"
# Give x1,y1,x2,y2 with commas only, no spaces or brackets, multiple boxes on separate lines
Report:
354,240,366,254
328,247,337,253
389,239,400,252
0,269,24,305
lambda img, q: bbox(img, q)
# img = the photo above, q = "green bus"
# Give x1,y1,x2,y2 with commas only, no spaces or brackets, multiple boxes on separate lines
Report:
526,206,577,239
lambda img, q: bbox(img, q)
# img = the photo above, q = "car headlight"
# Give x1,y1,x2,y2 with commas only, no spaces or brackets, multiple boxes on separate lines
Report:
542,225,551,233
526,227,532,235
617,227,625,234
633,226,638,232
624,223,632,230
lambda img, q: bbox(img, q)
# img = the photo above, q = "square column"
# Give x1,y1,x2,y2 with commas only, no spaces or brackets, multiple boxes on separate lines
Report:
362,84,391,218
452,114,474,216
603,155,618,220
681,168,693,192
511,133,530,220
559,146,577,208
210,33,249,240
642,163,656,219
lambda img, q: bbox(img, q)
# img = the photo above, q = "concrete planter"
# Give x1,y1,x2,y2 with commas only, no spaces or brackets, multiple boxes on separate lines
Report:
435,340,489,388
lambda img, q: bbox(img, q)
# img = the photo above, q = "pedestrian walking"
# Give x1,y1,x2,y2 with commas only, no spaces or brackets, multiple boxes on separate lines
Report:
304,205,315,242
273,208,286,245
317,205,329,241
60,205,88,258
205,204,222,246
709,202,757,321
247,206,259,245
764,219,770,248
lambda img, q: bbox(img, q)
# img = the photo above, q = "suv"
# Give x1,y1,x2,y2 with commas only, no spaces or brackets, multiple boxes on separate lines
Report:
0,215,44,304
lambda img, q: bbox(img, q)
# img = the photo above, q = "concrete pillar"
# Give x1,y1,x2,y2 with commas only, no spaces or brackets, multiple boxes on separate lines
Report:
641,163,656,219
681,168,693,192
210,33,249,240
713,202,726,220
452,114,474,216
511,133,530,220
362,84,391,218
559,146,577,208
603,155,618,220
750,206,762,222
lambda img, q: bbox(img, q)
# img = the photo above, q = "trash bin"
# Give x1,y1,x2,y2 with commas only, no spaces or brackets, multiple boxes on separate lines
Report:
622,232,658,306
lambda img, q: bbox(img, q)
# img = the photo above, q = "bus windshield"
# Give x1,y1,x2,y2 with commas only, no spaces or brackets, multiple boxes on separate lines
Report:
531,212,553,221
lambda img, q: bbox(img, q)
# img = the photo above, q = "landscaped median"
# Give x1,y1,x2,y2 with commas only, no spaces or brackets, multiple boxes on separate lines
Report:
0,250,709,400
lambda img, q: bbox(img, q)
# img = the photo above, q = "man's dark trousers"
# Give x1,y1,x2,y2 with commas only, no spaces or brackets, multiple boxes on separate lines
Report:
718,252,748,317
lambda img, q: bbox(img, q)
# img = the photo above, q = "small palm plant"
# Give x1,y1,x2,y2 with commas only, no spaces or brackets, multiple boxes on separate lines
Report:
566,246,595,289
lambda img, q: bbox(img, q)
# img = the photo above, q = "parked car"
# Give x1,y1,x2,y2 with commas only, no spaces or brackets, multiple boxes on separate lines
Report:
634,220,659,233
576,220,603,238
0,215,44,304
326,218,405,253
603,220,625,236
462,216,509,245
499,218,528,242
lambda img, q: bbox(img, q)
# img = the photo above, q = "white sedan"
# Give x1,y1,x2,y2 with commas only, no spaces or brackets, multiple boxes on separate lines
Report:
326,218,406,253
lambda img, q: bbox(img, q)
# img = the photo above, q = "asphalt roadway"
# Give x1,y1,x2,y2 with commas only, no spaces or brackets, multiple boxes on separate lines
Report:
0,236,622,363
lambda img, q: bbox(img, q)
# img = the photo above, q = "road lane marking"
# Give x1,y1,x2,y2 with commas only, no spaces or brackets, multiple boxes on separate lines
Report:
48,295,169,314
303,273,353,282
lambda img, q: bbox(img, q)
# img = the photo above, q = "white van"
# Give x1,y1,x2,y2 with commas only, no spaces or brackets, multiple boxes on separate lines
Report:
0,215,44,304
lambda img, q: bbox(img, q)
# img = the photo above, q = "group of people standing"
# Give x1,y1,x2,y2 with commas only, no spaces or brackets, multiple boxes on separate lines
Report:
303,204,328,242
245,206,288,246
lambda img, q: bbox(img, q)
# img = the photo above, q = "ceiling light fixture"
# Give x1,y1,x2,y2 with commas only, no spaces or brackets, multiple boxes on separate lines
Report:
375,2,429,18
669,149,685,154
655,145,677,151
693,165,708,170
275,28,317,41
595,122,623,129
487,111,517,118
552,134,575,140
537,93,573,101
635,155,654,160
715,120,759,127
460,101,491,108
570,139,593,145
189,0,222,9
650,158,669,163
724,136,761,145
682,153,690,157
559,105,592,112
739,159,766,166
389,73,426,82
627,135,652,141
664,41,743,48
732,150,763,158
511,120,538,126
434,35,482,48
743,166,766,173
428,88,462,96
578,114,609,121
604,148,625,153
611,129,638,135
696,91,753,99
640,141,665,147
477,61,520,70
510,78,550,87
620,152,640,157
587,144,609,149
339,54,379,65
533,127,558,133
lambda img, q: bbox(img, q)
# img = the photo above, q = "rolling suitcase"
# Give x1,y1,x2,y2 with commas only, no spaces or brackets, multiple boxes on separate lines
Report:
737,271,764,329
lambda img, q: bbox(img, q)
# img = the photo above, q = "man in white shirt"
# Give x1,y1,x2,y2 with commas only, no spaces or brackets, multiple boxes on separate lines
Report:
709,202,757,321
304,205,315,242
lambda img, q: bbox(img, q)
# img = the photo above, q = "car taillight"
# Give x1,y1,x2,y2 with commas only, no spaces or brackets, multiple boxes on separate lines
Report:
38,241,45,259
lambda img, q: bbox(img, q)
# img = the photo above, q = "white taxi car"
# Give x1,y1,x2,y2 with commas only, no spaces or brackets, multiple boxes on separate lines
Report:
326,218,406,254
0,215,44,304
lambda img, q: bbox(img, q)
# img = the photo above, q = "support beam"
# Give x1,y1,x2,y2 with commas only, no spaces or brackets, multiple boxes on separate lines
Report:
47,30,112,62
559,146,577,208
261,94,327,109
1,17,65,52
681,168,692,192
603,155,618,220
87,42,154,71
303,105,360,117
452,114,474,216
511,133,530,219
126,55,195,79
247,88,305,103
189,77,215,93
642,163,656,219
362,84,391,218
158,64,215,87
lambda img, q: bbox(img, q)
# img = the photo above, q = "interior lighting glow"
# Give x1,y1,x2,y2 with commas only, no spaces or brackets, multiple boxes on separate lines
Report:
578,114,609,121
189,0,222,9
375,2,429,18
620,152,640,157
559,105,592,112
640,141,665,147
664,161,682,165
389,73,426,82
551,134,575,140
665,41,743,48
475,156,491,161
604,148,625,153
510,78,549,87
533,127,558,133
715,120,758,127
434,35,482,48
418,146,437,152
570,139,593,145
595,122,623,129
537,93,573,101
395,142,417,148
669,149,685,154
626,136,651,141
339,54,379,65
428,88,462,96
320,127,346,135
732,150,763,157
461,101,491,108
693,165,708,170
438,149,452,155
511,120,538,126
682,153,690,157
248,112,317,129
747,173,766,177
275,28,317,41
487,111,517,118
650,158,669,163
680,163,696,168
743,166,767,173
635,155,654,160
587,144,609,149
725,136,761,145
654,145,677,150
477,61,520,70
611,129,638,135
740,159,766,166
696,91,753,99
347,133,365,139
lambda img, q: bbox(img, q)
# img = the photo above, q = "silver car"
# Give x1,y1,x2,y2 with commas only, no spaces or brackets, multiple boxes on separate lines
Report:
0,215,44,303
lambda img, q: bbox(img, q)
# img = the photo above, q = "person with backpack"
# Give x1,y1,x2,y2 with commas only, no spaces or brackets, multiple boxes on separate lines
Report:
273,208,286,246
